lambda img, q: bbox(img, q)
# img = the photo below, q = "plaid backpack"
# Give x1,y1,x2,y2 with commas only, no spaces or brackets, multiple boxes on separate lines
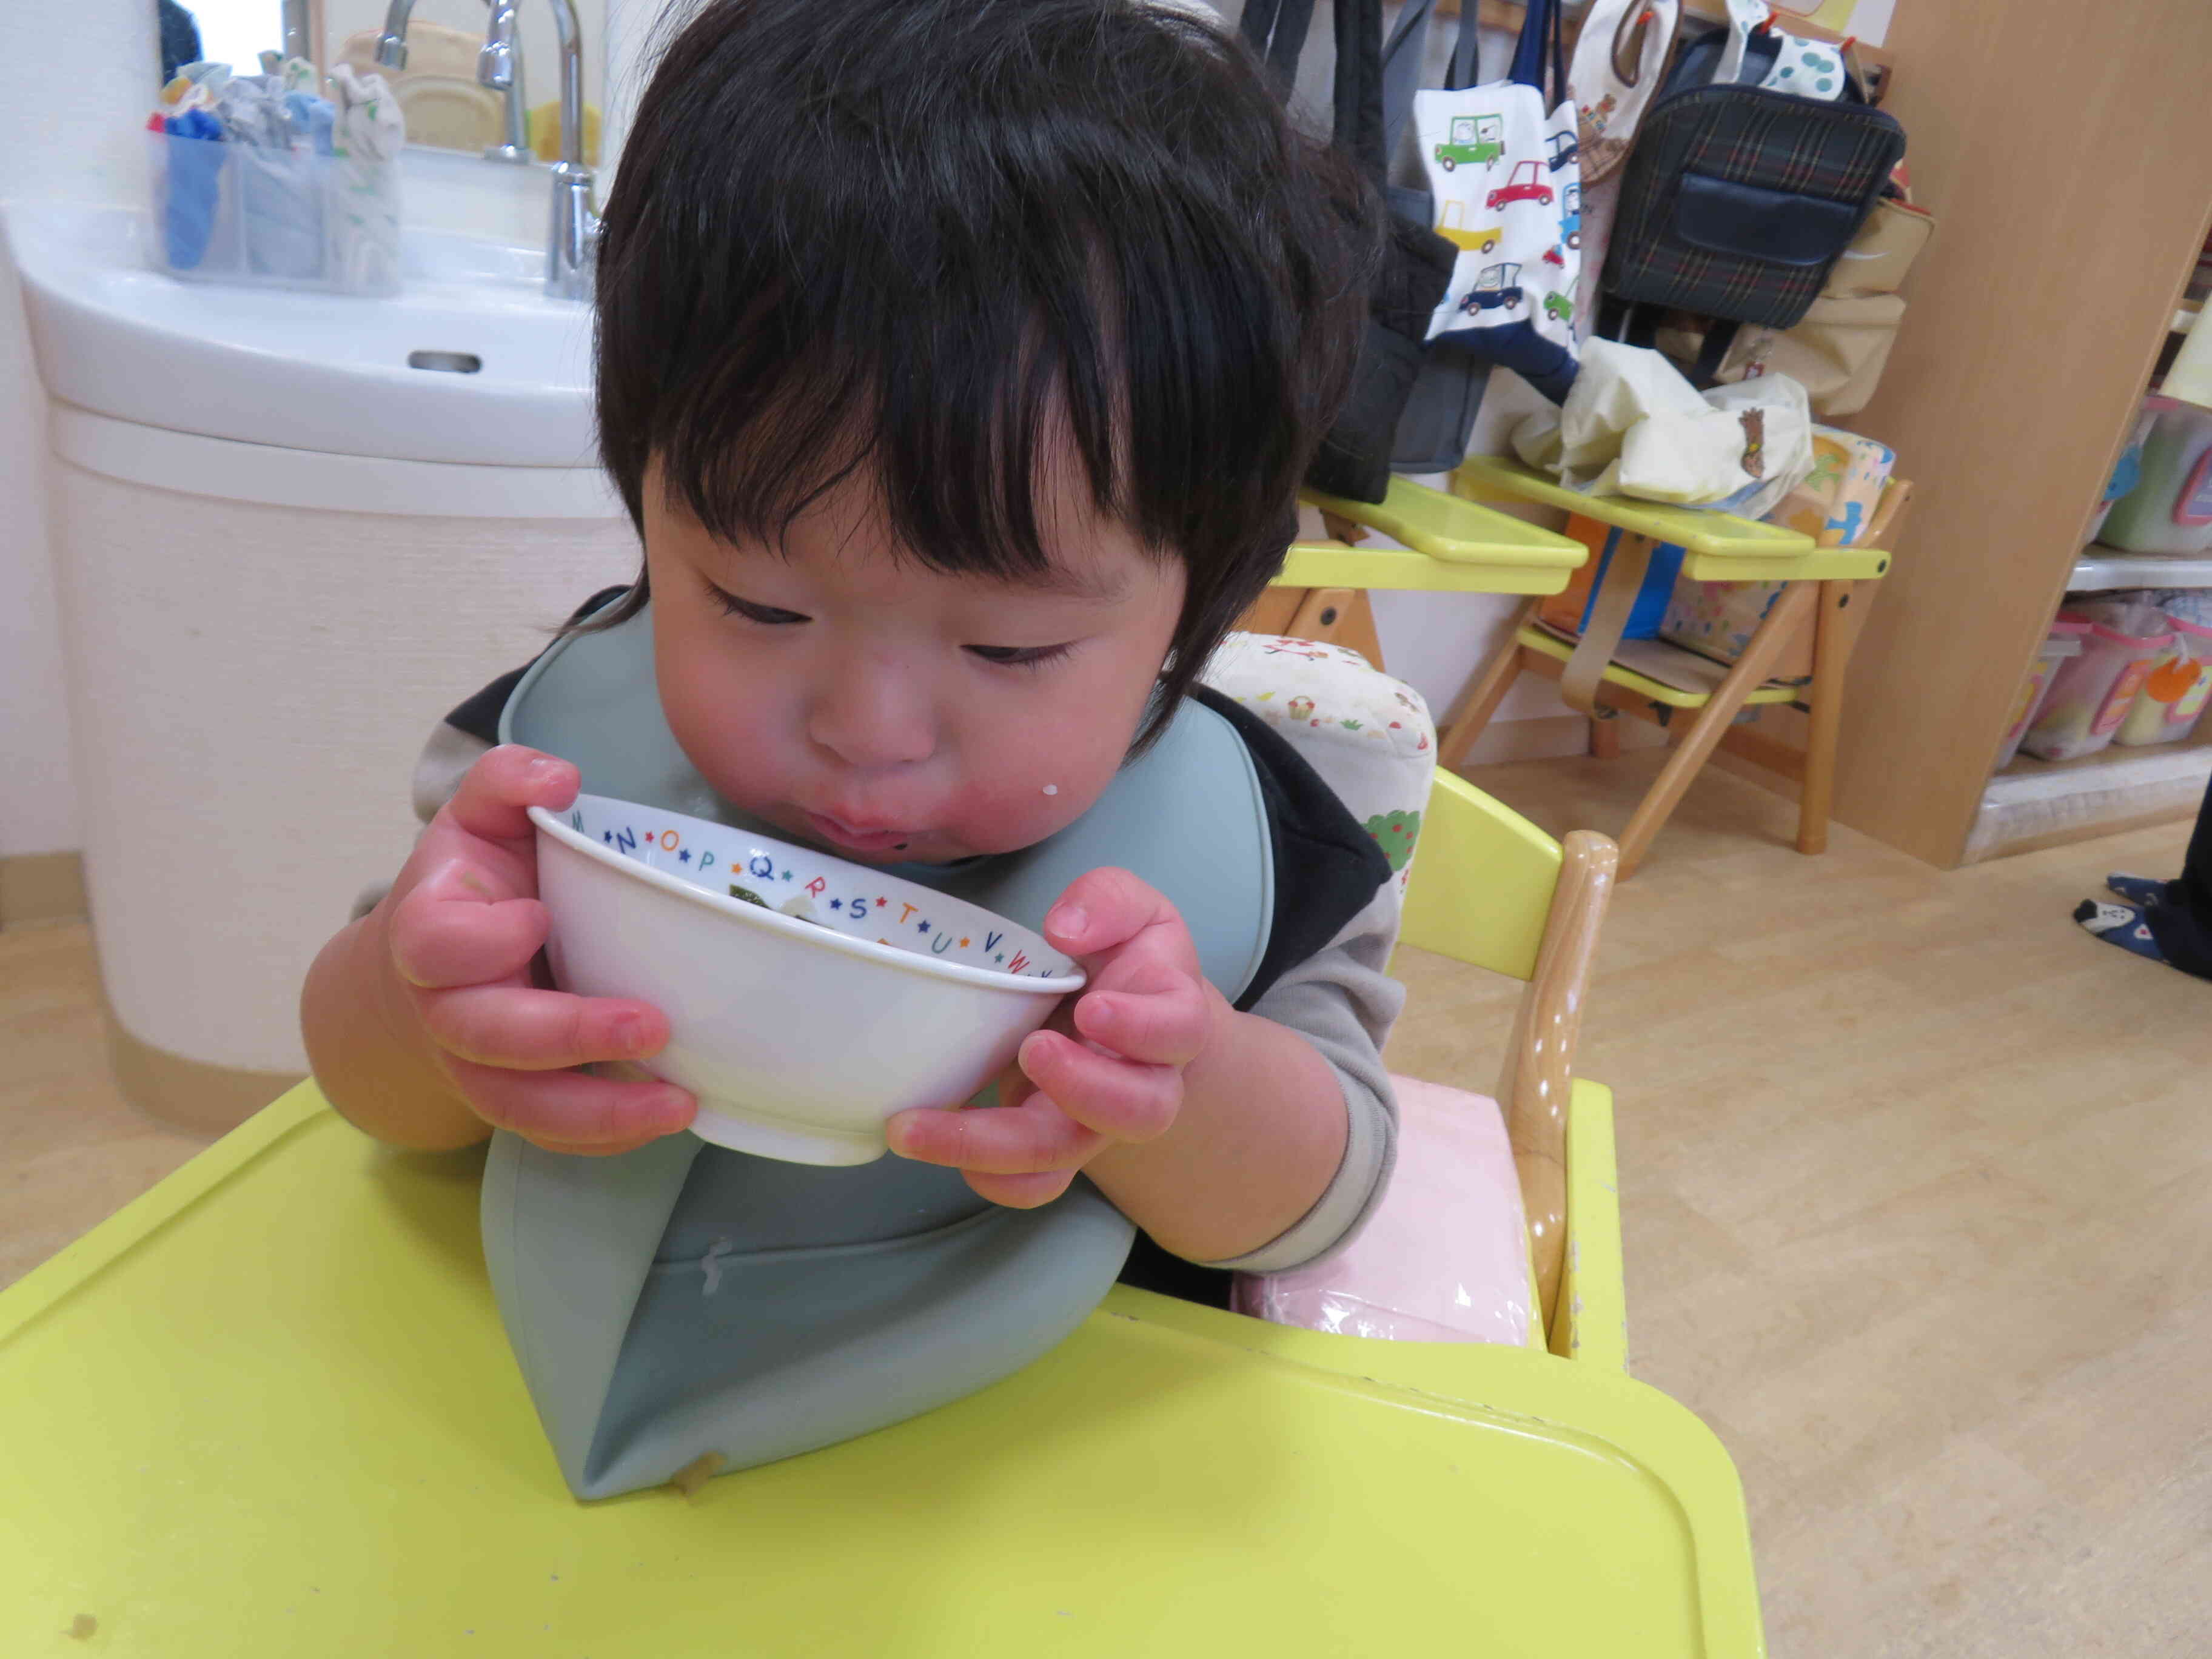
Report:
1598,23,1905,344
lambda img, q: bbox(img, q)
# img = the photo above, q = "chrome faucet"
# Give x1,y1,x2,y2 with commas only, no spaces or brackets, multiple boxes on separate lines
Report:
376,0,600,301
475,1,535,166
372,0,530,166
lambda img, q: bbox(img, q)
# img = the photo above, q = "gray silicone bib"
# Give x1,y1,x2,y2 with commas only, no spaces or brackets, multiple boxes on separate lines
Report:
483,603,1275,1496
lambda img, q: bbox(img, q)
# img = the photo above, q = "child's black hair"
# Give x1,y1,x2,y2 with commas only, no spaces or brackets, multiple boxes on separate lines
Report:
592,0,1375,748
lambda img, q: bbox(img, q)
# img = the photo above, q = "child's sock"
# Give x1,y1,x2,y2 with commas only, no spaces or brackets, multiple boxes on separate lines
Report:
2074,899,2170,965
2105,873,2170,908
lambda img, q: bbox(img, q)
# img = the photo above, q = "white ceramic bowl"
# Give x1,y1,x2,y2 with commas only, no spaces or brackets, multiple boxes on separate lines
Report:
529,793,1084,1165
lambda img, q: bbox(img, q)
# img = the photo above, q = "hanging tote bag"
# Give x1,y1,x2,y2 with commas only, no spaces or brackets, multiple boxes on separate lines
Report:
1413,0,1582,404
1376,0,1497,472
1697,192,1935,414
1598,0,1906,349
1243,0,1458,503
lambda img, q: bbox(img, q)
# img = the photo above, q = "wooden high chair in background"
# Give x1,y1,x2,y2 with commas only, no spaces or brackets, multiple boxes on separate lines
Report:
0,767,1766,1655
1440,454,1909,877
1243,473,1597,670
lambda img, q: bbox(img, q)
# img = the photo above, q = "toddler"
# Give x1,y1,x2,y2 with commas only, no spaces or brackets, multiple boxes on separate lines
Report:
301,0,1403,1289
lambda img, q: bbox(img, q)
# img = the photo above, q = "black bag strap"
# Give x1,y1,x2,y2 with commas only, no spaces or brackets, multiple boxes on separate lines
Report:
1688,317,1741,388
1333,0,1387,180
1242,0,1389,182
1239,0,1318,84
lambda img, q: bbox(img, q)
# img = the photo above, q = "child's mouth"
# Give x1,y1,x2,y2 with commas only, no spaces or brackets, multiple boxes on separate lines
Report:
804,811,922,856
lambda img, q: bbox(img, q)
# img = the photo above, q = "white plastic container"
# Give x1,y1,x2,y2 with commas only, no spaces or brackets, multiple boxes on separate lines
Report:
2114,612,2212,746
2099,397,2212,557
2020,605,2176,762
1993,620,2085,770
2087,404,2159,543
146,129,400,297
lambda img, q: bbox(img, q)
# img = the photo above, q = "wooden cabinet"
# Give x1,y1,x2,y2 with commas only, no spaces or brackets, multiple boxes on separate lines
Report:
1829,0,2212,866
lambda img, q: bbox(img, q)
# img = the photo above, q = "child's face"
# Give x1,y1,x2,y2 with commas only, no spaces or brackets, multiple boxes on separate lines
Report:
643,452,1186,866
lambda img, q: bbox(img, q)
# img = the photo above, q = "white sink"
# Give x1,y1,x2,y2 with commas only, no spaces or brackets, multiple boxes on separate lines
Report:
4,198,597,468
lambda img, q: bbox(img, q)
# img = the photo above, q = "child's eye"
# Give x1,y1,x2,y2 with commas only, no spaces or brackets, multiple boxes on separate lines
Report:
966,642,1076,670
706,581,809,626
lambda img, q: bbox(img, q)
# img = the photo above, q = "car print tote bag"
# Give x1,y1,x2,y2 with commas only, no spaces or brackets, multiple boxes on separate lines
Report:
1415,0,1581,401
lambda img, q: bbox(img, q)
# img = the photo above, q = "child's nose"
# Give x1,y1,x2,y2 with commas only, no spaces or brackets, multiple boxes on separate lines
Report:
805,665,937,769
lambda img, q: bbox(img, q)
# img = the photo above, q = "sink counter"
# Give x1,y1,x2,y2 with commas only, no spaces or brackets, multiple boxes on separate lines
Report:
5,198,597,468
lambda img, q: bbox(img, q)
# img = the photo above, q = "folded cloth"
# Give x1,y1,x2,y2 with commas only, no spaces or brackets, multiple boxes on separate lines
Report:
326,64,404,294
1694,375,1815,521
1510,337,1814,512
218,75,325,281
160,107,227,270
286,90,337,156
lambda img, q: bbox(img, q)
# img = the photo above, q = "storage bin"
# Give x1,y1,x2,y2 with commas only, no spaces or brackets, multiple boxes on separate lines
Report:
1992,620,2084,770
146,128,400,297
2088,405,2159,543
2114,612,2212,746
2021,604,2176,762
2097,397,2212,557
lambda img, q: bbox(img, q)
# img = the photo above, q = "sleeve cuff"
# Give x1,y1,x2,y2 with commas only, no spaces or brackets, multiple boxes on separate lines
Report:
1194,1064,1397,1275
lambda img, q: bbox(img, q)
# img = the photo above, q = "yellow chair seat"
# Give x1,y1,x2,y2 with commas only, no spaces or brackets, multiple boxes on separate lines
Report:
1517,623,1805,710
1301,474,1589,595
1453,453,1891,582
1,1084,1761,1657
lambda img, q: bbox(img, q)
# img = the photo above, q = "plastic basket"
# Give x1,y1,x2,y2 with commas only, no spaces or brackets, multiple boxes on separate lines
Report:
146,127,400,297
1993,621,2084,771
2021,605,2176,763
2114,612,2212,746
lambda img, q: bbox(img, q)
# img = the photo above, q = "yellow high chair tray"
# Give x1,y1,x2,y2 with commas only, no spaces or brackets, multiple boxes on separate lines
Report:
2,1085,1761,1657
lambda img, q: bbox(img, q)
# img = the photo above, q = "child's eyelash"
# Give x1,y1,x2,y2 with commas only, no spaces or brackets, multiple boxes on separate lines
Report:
706,581,808,626
704,576,1068,668
967,642,1076,670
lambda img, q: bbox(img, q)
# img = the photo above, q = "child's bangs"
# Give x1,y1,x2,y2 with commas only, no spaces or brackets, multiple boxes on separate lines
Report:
646,267,1160,586
596,0,1375,745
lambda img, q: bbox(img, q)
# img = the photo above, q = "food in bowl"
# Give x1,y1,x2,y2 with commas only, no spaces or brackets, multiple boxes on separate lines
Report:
529,793,1084,1165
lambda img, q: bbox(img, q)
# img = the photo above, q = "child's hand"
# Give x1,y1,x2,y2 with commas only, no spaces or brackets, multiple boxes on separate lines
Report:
378,745,696,1155
885,868,1218,1207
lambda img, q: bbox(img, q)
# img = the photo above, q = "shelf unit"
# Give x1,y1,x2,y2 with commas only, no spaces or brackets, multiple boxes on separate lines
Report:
2070,550,2212,592
1820,0,2212,868
1972,740,2212,863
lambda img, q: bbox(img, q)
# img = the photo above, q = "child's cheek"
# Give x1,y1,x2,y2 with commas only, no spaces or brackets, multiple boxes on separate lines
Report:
946,774,1093,856
948,734,1124,854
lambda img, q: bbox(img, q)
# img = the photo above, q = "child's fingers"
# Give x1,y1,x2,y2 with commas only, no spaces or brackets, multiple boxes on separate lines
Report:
962,1169,1078,1209
387,871,549,988
445,1057,695,1148
1018,1028,1182,1144
1042,866,1194,967
442,745,579,848
420,985,669,1071
1070,982,1213,1068
883,1096,1104,1175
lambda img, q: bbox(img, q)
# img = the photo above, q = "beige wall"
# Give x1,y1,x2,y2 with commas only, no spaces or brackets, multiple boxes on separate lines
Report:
0,7,156,860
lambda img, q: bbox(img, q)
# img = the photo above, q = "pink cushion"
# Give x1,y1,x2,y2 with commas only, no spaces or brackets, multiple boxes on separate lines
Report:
1233,1076,1532,1346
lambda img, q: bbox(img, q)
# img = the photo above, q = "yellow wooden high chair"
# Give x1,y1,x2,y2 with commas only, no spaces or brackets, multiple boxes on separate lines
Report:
1439,454,1906,878
0,771,1765,1658
3,478,1769,1654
